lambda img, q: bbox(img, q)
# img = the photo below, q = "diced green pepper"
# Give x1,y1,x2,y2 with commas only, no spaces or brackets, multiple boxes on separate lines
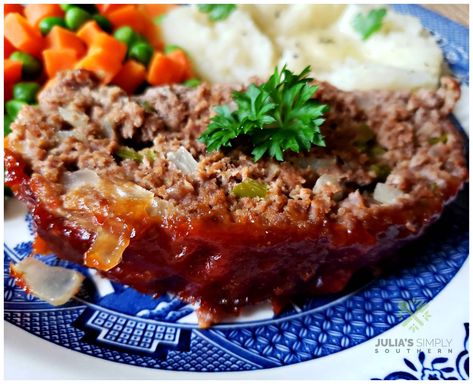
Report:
370,163,391,181
139,100,156,114
369,144,386,158
232,178,268,198
428,134,448,145
143,148,157,162
116,146,143,162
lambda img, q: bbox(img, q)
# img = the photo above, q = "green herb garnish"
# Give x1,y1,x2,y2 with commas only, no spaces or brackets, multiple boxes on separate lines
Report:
232,178,268,198
353,8,387,40
197,4,236,21
199,65,328,161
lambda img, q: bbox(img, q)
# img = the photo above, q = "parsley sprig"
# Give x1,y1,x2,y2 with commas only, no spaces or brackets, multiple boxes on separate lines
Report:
353,8,387,40
197,4,236,21
199,66,328,161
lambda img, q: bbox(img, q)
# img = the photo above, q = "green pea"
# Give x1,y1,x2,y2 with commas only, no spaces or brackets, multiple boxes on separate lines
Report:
183,79,201,88
92,14,112,33
113,26,138,47
9,51,42,79
39,16,66,35
134,34,149,44
4,114,13,136
6,100,28,120
65,7,91,30
129,42,154,66
13,82,40,104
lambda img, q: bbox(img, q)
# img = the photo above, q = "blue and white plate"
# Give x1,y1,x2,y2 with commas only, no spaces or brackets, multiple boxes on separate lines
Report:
4,5,469,380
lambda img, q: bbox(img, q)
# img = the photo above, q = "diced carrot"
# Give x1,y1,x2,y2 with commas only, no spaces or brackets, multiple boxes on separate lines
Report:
77,21,102,46
4,59,22,102
75,34,127,84
24,4,63,28
75,48,123,84
111,59,146,94
167,49,193,81
89,32,127,62
4,4,24,17
4,59,22,83
43,48,78,78
4,37,15,58
97,4,134,16
142,16,163,50
4,13,45,57
107,5,149,35
147,52,182,86
46,26,86,58
138,4,177,18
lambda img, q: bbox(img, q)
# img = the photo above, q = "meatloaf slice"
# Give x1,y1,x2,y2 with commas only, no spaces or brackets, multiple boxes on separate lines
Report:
5,70,467,326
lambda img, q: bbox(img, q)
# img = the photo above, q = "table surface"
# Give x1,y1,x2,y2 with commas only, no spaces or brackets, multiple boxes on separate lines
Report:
424,4,468,26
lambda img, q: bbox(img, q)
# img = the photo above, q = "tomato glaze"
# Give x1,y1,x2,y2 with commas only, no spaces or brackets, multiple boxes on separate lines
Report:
5,149,458,326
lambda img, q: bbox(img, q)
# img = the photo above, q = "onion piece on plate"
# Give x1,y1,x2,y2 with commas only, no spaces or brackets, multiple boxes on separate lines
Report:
10,258,85,306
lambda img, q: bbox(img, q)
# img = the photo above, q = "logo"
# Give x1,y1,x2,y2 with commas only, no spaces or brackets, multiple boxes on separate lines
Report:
396,298,431,332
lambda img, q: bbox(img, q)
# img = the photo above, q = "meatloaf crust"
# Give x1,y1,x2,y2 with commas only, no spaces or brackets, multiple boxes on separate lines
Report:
5,70,467,326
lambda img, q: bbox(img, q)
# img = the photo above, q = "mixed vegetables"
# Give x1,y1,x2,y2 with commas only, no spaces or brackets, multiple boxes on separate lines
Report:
4,3,194,135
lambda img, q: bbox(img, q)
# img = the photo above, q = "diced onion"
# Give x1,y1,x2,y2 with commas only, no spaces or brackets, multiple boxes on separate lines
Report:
112,182,154,201
313,174,343,200
295,156,337,170
10,258,84,306
56,130,83,141
149,197,176,217
373,183,403,204
167,146,198,175
58,107,89,129
62,169,100,192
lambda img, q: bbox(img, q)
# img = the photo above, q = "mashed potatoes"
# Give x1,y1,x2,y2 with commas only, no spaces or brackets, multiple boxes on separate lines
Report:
161,5,443,91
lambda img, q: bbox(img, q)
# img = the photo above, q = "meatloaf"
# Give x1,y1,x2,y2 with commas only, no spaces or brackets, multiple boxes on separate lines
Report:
5,70,467,326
